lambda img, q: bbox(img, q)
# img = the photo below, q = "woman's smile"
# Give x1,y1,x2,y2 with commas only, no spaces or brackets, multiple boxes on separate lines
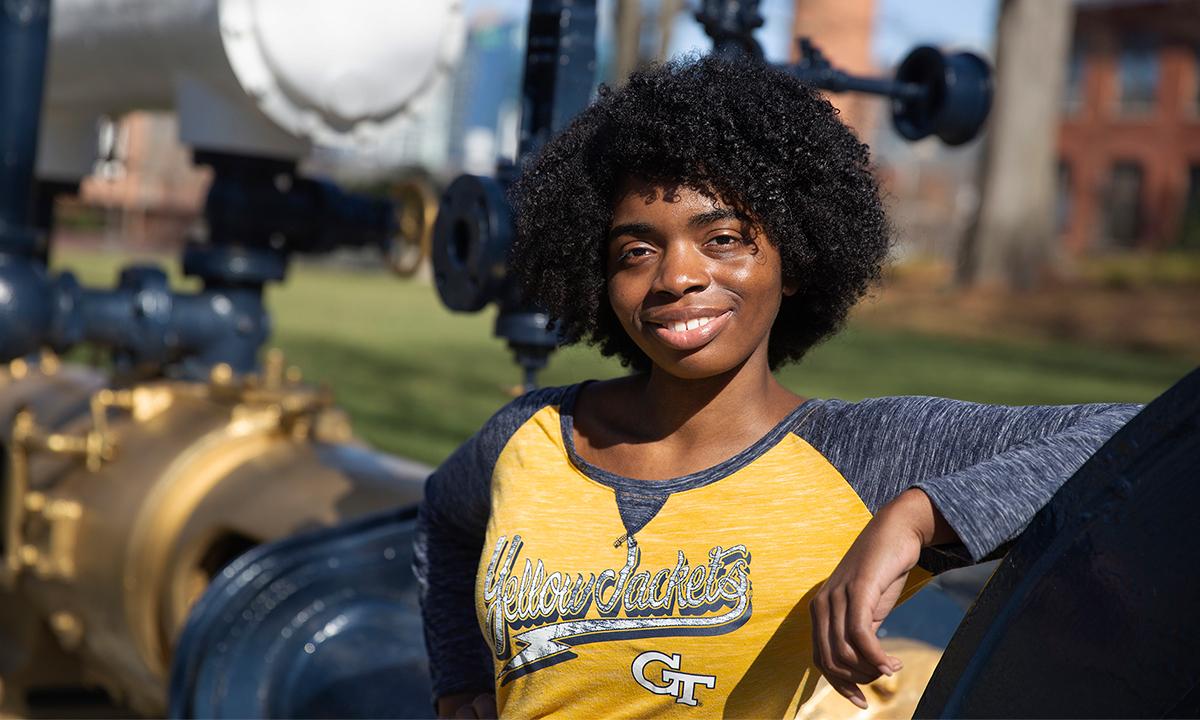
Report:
644,309,733,350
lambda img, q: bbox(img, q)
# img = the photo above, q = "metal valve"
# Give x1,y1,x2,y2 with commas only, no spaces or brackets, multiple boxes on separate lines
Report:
431,0,598,391
431,174,513,313
793,38,993,147
891,46,992,146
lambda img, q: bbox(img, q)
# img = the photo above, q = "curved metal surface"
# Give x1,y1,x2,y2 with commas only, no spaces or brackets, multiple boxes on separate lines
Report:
388,180,438,278
432,174,512,313
892,46,992,146
0,358,428,715
169,506,432,719
916,366,1200,719
41,0,463,175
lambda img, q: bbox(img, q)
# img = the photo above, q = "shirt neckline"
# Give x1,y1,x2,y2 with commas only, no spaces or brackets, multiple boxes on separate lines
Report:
558,381,820,496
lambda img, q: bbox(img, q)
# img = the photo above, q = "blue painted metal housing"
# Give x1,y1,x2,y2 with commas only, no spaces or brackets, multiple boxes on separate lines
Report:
917,366,1200,718
169,506,432,719
0,5,400,376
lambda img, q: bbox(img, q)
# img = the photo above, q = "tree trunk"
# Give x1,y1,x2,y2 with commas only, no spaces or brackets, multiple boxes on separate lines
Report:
656,0,685,63
615,0,643,83
957,0,1073,289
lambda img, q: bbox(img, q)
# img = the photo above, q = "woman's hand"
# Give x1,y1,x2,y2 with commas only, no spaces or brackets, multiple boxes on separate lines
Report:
437,692,497,718
809,488,954,709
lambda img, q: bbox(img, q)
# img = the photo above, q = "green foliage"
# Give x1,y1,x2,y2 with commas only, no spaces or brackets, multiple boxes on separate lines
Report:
1178,201,1200,251
51,250,1194,467
53,203,109,232
1081,251,1200,289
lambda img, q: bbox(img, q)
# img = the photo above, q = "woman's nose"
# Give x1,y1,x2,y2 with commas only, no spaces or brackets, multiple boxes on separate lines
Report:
652,243,709,297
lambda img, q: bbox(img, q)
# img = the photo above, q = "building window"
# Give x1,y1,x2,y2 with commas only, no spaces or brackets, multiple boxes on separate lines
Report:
1063,41,1085,115
1056,160,1073,233
1103,161,1144,248
1194,44,1200,116
1179,164,1200,250
1117,34,1159,116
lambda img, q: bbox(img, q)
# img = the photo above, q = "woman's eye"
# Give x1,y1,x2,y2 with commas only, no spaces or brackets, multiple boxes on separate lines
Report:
707,234,743,248
618,246,653,262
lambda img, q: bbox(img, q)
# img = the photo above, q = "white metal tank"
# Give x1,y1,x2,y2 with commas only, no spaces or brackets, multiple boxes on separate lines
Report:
39,0,465,179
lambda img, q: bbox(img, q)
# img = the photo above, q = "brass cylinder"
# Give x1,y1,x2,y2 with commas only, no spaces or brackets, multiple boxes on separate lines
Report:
0,356,426,716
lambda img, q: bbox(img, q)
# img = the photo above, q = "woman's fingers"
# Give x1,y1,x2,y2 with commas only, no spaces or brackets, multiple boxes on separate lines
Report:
832,586,887,681
829,678,869,710
810,590,836,679
472,694,497,719
451,694,496,719
812,585,879,714
846,583,896,677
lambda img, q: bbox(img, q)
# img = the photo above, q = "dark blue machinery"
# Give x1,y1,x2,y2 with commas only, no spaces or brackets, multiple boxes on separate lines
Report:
431,0,993,391
914,365,1200,719
0,1,401,379
697,0,992,147
169,507,431,719
433,0,600,392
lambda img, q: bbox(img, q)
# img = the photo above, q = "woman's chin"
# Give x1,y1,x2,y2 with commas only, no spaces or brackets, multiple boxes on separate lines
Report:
645,349,749,382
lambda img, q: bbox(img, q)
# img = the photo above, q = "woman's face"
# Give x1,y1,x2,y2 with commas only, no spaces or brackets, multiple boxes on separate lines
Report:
606,180,793,379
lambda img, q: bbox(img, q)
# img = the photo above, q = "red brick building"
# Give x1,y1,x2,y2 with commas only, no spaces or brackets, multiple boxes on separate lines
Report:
791,0,879,139
1058,0,1200,253
74,112,210,249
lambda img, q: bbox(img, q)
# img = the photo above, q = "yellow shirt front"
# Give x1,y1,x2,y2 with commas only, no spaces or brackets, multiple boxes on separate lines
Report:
476,402,929,718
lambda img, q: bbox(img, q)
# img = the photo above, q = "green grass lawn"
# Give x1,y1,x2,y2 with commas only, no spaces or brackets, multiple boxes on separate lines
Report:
52,250,1197,466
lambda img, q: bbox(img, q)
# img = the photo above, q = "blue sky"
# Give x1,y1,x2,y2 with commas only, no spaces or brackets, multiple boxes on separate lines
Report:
462,0,999,69
874,0,998,65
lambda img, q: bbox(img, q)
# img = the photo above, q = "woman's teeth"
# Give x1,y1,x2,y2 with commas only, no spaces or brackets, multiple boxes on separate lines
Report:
667,317,714,333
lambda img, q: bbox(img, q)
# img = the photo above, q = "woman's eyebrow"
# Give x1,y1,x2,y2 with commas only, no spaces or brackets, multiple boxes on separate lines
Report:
688,208,742,228
608,221,656,240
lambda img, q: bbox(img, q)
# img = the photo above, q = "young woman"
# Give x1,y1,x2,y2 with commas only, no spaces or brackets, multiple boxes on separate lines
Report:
415,57,1137,718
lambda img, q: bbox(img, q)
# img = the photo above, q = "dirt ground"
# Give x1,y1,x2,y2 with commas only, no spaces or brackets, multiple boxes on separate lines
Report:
855,263,1200,360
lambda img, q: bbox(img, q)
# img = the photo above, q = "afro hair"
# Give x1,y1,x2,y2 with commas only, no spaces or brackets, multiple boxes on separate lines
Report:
510,54,890,371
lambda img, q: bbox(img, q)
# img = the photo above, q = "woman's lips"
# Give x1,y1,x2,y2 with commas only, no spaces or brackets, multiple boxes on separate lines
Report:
648,311,733,351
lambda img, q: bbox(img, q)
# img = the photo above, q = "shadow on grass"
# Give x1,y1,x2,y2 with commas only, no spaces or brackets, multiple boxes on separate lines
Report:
275,333,528,465
790,328,1193,405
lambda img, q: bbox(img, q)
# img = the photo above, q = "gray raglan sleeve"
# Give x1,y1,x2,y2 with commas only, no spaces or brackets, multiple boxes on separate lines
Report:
413,386,569,701
800,397,1141,570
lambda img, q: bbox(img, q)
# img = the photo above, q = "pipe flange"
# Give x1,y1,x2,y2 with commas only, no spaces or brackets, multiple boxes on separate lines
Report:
50,271,83,350
119,266,173,363
892,46,992,146
431,175,512,313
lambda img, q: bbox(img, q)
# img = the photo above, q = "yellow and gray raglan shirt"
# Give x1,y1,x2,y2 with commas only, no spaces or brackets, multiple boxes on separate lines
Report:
413,383,1138,718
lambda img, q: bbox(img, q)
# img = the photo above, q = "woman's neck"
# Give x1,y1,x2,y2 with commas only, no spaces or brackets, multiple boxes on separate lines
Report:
632,350,801,449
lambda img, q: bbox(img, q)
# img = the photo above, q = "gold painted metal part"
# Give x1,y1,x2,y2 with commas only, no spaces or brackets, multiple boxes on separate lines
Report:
49,611,84,652
794,637,946,720
388,178,438,277
0,350,426,716
2,377,176,588
2,411,30,586
4,409,94,587
20,494,83,582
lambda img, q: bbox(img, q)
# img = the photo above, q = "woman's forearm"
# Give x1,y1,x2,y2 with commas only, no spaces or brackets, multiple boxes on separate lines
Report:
880,487,958,547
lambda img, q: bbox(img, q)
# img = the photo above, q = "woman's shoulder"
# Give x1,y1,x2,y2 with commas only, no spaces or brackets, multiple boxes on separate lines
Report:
480,383,579,437
791,394,1140,465
795,395,1139,429
430,383,583,485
